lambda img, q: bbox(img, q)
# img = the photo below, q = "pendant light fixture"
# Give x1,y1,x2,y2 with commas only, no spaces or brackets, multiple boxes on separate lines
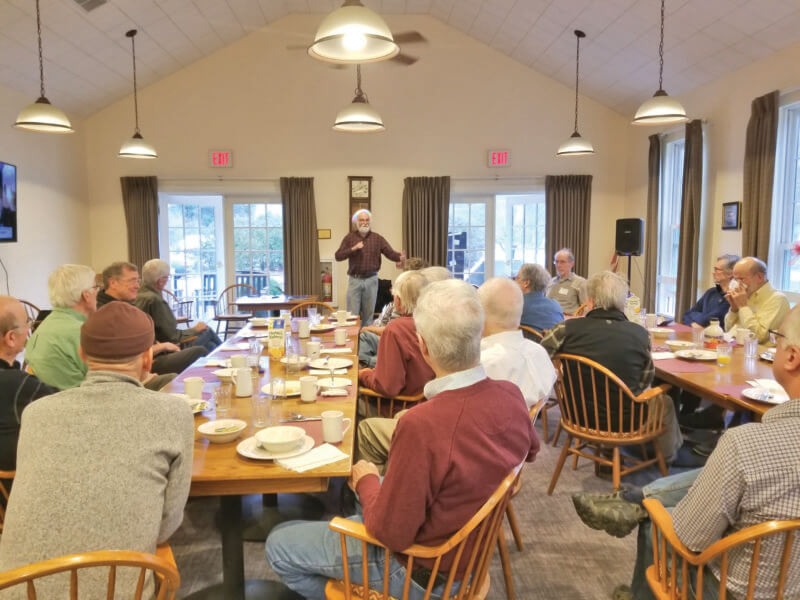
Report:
333,65,385,133
557,30,594,157
632,0,688,126
14,0,73,133
119,29,157,159
309,0,399,64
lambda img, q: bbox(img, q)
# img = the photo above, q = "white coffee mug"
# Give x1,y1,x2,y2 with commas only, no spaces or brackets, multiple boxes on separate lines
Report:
183,376,205,399
300,376,318,402
231,367,253,397
230,354,248,369
298,319,311,338
336,309,348,324
307,341,321,359
322,410,344,443
335,328,347,346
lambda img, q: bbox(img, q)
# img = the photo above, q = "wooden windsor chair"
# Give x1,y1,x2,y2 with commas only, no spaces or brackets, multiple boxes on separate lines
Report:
547,354,671,494
213,284,256,339
357,387,426,419
324,465,522,600
162,289,194,328
290,301,334,318
0,469,14,533
644,498,800,600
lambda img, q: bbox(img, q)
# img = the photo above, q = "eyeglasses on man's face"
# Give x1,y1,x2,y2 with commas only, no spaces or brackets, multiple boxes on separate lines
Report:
769,329,786,345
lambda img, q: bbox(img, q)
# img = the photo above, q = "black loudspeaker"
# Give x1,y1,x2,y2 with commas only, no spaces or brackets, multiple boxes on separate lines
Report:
615,218,644,256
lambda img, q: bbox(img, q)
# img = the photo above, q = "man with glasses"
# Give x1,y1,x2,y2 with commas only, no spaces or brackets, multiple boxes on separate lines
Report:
724,257,789,343
0,296,57,492
98,261,206,377
683,254,739,327
26,264,100,389
547,248,587,315
573,305,800,600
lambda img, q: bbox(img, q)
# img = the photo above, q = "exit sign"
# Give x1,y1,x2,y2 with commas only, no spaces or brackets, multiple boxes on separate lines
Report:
487,149,510,168
209,150,233,168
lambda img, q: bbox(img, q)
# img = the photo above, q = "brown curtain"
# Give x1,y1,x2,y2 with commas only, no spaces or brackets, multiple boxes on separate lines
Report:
402,176,450,266
642,135,661,312
742,90,779,260
280,177,321,296
120,176,159,270
674,120,704,321
545,175,592,278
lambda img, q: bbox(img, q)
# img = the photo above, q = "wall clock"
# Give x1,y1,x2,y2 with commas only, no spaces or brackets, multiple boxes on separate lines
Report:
348,176,372,229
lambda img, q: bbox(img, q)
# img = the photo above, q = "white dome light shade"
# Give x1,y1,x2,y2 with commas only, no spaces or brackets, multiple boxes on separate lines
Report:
14,97,73,133
119,132,158,159
632,90,689,126
557,132,594,156
309,1,399,64
333,98,385,132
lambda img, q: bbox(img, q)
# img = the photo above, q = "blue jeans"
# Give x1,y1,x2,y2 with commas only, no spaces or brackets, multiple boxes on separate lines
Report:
266,516,440,600
346,275,378,328
187,328,222,352
358,331,380,367
631,469,720,600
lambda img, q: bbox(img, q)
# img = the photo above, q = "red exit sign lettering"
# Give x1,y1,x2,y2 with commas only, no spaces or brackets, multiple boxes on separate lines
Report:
209,150,233,168
487,150,510,168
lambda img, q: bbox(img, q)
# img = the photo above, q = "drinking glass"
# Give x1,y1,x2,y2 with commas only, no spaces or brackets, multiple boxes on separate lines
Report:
251,391,269,428
214,384,232,415
270,377,285,401
307,306,318,324
691,327,704,348
249,338,263,356
247,353,261,376
716,342,732,367
743,331,758,359
637,308,647,328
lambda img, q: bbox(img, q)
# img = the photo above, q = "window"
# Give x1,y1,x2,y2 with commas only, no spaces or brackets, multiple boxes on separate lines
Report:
447,193,545,284
232,202,284,295
655,136,685,316
769,99,800,297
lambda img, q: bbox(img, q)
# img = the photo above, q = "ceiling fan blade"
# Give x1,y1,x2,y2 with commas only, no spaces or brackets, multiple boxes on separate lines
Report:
391,53,418,66
393,31,426,45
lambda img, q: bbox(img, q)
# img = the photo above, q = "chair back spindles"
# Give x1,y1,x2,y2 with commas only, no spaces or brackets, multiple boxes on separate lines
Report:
290,301,334,318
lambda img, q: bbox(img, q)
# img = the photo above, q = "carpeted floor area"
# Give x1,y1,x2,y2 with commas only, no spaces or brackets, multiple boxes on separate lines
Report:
171,415,673,599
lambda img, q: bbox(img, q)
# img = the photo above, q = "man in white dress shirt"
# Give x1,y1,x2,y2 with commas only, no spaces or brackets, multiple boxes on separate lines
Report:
356,276,555,470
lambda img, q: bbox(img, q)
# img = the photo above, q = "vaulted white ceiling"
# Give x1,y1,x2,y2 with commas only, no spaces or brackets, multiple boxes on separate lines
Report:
1,0,799,119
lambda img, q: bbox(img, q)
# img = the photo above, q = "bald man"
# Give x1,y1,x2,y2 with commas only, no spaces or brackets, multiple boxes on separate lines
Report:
724,257,789,343
0,296,57,478
335,209,405,327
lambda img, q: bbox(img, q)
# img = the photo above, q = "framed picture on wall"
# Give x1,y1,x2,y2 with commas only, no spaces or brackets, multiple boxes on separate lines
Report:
319,257,338,307
348,176,372,230
722,201,741,230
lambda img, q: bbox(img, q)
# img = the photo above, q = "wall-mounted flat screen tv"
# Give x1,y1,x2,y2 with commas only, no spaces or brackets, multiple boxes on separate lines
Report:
0,161,17,243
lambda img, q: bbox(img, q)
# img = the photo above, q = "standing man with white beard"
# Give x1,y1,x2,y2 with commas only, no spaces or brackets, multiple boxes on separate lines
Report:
335,209,405,326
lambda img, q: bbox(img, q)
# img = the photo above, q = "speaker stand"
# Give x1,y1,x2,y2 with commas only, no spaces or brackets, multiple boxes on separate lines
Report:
627,254,632,287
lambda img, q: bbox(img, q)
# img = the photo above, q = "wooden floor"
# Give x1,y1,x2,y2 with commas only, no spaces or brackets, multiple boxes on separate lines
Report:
172,416,654,599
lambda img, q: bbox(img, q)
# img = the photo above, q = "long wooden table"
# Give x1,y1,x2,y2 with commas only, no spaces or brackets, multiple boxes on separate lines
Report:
232,294,319,313
165,319,360,599
652,323,777,417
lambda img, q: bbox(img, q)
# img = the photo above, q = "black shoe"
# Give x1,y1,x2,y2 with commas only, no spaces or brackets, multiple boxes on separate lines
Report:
678,406,724,430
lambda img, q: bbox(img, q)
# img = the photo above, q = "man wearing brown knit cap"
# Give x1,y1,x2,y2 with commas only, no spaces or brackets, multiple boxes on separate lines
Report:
0,302,194,598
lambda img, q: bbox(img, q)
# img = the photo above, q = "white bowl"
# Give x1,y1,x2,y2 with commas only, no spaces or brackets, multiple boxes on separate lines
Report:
197,419,247,444
255,426,305,453
249,317,269,327
281,355,311,372
213,368,234,383
648,327,673,339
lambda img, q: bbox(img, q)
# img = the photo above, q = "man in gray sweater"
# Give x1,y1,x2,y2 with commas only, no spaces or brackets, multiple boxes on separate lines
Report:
0,302,194,597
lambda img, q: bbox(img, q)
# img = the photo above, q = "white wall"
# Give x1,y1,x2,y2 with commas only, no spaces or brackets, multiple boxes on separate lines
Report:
0,84,89,307
625,40,800,298
83,14,630,307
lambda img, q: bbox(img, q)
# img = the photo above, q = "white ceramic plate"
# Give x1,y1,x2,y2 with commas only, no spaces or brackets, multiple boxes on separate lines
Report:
648,327,673,338
741,387,789,404
170,393,209,415
317,377,351,389
310,323,335,332
236,435,315,460
665,340,695,350
238,330,270,338
760,351,775,362
260,380,302,397
309,357,353,370
213,368,235,382
675,349,717,361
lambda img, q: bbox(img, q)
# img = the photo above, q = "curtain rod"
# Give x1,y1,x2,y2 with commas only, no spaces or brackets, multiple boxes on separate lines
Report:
159,177,280,183
452,175,545,182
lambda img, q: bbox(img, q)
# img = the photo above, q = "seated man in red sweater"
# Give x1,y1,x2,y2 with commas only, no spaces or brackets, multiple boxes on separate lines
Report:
266,279,539,598
358,269,434,404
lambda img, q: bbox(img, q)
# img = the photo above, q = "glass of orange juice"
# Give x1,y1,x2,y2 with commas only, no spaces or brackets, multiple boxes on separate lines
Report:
716,342,732,367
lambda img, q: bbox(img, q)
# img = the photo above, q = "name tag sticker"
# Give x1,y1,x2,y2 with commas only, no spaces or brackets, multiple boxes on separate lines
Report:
559,287,569,295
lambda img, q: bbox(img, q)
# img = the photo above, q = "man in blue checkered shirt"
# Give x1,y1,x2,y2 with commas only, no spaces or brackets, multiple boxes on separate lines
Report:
574,305,800,600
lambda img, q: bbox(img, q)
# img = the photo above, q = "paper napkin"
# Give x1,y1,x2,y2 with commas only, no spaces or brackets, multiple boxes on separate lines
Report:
746,379,787,395
321,348,352,354
309,369,348,375
321,389,348,397
203,358,231,368
277,443,348,473
651,352,676,360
